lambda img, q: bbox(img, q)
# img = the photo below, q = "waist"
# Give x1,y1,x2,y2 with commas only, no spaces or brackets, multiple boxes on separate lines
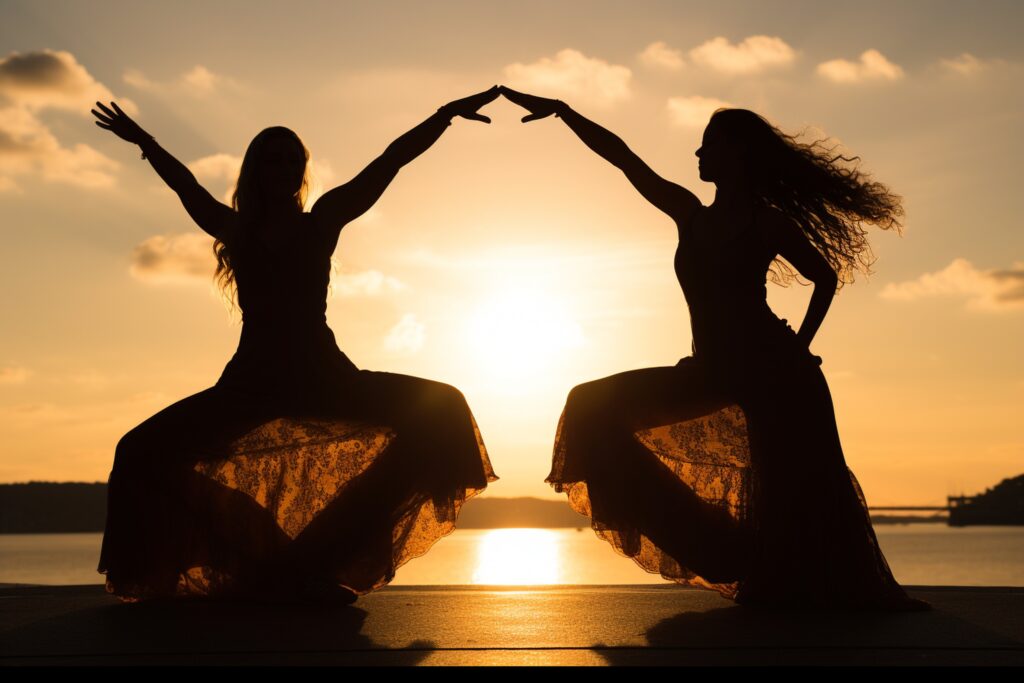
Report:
690,310,810,360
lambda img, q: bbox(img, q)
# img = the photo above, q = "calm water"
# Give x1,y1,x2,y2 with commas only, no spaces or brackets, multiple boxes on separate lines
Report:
1,525,1022,587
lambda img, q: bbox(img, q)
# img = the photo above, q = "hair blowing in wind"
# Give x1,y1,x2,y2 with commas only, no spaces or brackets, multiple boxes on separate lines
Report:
711,108,904,287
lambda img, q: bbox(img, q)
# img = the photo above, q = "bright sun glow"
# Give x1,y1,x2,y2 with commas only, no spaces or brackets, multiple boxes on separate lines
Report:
472,528,562,585
464,284,584,391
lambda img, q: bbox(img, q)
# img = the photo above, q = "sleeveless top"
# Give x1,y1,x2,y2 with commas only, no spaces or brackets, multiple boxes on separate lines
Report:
217,214,358,395
674,206,813,373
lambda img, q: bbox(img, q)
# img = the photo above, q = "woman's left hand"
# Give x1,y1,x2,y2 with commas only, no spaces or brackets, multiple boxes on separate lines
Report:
91,101,153,146
499,86,566,122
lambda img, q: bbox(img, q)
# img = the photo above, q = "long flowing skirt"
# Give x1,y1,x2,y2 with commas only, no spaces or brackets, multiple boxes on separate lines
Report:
547,354,927,610
98,353,497,602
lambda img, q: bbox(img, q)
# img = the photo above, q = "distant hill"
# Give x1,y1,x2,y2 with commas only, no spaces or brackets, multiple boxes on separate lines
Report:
5,480,1008,533
949,474,1024,526
456,497,589,529
0,483,588,533
0,482,108,533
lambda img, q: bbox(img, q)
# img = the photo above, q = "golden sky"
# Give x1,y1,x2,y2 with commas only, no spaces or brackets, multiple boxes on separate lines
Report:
1,0,1022,506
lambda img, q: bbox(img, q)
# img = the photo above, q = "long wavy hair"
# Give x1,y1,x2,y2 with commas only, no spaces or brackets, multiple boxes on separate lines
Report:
709,109,903,287
213,126,312,307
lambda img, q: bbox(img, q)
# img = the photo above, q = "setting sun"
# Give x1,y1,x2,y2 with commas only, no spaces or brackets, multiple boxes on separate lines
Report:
472,528,562,585
464,282,585,392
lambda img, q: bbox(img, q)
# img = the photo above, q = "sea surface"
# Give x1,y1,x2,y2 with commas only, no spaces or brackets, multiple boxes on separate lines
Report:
1,525,1022,587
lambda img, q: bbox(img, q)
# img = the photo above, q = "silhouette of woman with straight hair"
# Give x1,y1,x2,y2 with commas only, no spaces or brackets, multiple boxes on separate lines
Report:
501,86,928,610
92,89,500,603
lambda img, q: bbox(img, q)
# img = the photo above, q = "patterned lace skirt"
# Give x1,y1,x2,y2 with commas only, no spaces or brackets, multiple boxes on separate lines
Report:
547,354,927,611
98,351,497,602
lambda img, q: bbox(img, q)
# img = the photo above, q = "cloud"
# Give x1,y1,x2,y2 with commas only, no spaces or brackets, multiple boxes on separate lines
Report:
940,53,994,76
384,313,425,354
639,41,685,70
666,95,732,128
817,49,904,83
0,366,30,384
187,152,242,202
0,105,119,188
688,36,796,75
881,258,1024,311
124,64,235,96
331,269,405,297
0,49,135,113
503,49,632,107
129,232,215,284
127,231,405,295
0,50,130,189
188,152,242,182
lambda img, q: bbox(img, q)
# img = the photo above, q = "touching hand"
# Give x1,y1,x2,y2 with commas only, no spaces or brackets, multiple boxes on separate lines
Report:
91,101,153,145
499,86,566,123
440,86,501,124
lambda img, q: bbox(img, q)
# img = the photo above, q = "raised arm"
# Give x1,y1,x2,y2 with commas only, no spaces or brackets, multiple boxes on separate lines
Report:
91,102,235,240
311,86,500,234
760,208,839,348
500,86,701,227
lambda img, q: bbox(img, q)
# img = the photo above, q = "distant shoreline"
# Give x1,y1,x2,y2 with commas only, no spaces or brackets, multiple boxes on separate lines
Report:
0,482,959,532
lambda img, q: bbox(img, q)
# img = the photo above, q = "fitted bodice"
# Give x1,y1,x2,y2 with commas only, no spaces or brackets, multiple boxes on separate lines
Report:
675,207,806,367
217,214,357,393
231,214,332,330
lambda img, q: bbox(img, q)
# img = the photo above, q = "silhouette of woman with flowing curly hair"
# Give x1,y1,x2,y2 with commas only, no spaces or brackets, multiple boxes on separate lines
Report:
92,89,500,603
501,86,928,611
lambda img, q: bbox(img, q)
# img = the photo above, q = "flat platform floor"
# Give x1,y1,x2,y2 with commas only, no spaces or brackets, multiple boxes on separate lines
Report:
2,584,1022,665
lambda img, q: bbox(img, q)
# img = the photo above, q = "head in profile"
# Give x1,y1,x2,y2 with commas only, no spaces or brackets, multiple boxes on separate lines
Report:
697,108,904,286
231,126,312,214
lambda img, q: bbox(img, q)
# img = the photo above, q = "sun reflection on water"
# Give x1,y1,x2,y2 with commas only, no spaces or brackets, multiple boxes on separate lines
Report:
472,528,562,585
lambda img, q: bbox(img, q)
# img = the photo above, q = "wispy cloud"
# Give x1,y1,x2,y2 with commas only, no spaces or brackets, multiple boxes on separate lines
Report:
383,313,425,354
504,49,632,107
331,269,405,297
188,152,242,181
0,49,135,113
666,95,732,128
939,53,997,76
124,65,238,97
0,50,129,190
817,49,904,83
639,41,685,71
188,152,242,203
0,365,30,384
881,258,1024,311
129,232,215,284
689,36,796,75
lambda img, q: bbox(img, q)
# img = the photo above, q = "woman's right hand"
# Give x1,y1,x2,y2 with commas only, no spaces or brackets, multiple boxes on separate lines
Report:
91,101,153,146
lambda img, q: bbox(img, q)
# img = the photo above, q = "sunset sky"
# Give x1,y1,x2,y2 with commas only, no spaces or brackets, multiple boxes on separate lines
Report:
1,0,1022,506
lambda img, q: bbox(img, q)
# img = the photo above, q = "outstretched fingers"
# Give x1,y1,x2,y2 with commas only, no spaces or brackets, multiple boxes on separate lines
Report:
95,101,117,118
498,85,557,123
